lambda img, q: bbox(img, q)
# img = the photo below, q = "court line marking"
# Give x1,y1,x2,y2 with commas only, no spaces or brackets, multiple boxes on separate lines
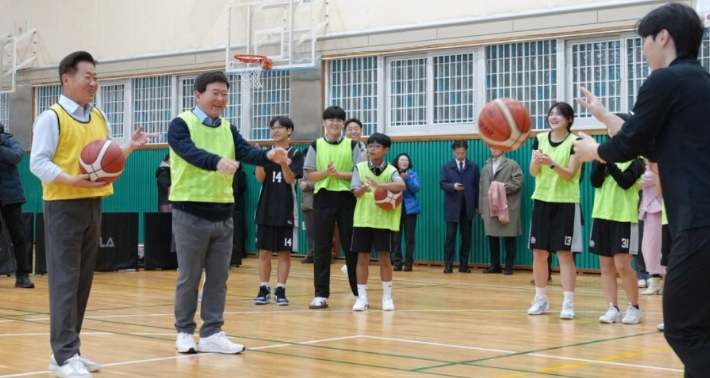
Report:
360,335,516,354
529,352,683,373
0,335,361,378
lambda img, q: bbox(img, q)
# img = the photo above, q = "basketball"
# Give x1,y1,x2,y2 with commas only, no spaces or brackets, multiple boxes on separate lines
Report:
79,139,125,183
478,98,532,152
374,187,403,210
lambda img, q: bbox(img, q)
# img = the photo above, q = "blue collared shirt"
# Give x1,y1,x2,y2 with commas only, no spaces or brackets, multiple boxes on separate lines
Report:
29,95,111,183
192,106,222,127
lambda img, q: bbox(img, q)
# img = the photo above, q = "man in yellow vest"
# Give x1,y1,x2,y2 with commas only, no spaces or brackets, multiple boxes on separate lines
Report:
168,71,289,355
30,51,155,378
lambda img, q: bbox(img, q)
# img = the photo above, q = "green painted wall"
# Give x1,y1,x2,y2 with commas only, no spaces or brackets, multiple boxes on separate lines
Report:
17,135,609,270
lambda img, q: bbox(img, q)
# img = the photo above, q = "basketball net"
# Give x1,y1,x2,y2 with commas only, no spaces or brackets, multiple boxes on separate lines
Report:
234,54,272,90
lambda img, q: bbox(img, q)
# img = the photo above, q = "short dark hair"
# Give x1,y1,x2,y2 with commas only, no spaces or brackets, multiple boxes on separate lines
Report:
163,153,170,162
270,116,294,130
322,106,346,121
636,3,704,58
452,140,468,150
345,118,363,129
367,132,391,148
392,153,413,170
547,102,575,131
58,51,97,84
194,71,230,93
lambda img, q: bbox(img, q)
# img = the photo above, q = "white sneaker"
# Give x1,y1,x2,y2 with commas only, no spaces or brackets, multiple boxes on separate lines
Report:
176,332,197,353
341,264,348,276
197,331,246,354
49,354,101,372
559,300,575,319
382,297,395,311
599,304,622,324
637,279,647,288
308,296,328,309
622,304,642,324
657,323,664,332
527,295,549,315
352,296,369,311
54,354,92,378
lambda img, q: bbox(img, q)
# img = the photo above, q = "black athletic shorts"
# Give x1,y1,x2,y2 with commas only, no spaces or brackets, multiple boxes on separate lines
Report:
351,227,394,253
589,218,639,256
256,225,295,252
528,200,583,253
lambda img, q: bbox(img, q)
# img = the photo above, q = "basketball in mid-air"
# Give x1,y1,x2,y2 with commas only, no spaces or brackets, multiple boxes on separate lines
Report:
478,98,532,152
79,139,125,183
374,187,403,210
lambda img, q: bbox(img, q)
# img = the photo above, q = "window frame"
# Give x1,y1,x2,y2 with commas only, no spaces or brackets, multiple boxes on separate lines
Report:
95,79,132,145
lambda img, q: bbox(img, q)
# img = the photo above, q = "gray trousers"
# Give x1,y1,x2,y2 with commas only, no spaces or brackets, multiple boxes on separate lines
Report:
44,198,102,365
173,209,233,337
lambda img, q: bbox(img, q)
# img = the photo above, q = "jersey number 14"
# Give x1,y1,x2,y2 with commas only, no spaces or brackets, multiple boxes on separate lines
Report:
272,171,283,183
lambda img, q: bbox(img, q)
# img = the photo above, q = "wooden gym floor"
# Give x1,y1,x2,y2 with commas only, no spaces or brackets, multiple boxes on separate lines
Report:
0,257,682,377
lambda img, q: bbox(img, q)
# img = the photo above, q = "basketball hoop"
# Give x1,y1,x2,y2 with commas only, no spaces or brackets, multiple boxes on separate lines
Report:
234,54,273,89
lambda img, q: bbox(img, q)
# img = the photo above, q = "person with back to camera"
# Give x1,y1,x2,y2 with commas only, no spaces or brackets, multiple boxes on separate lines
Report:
439,140,479,274
574,4,710,374
391,153,420,272
479,146,523,276
0,122,34,289
527,102,583,320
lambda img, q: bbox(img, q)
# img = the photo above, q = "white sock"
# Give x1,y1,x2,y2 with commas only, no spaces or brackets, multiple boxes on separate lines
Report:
382,281,392,298
261,282,270,288
563,291,574,302
535,287,547,297
357,284,368,300
277,283,285,288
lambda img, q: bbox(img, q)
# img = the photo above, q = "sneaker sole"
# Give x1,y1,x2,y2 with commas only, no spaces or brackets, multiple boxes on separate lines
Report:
599,318,620,324
49,359,101,372
559,314,575,320
176,346,197,354
254,301,269,305
276,301,289,306
196,345,245,354
352,304,369,311
308,303,328,309
527,304,550,315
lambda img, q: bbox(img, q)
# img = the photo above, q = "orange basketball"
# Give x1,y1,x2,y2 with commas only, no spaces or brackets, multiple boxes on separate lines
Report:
79,139,125,183
478,98,532,152
374,187,403,211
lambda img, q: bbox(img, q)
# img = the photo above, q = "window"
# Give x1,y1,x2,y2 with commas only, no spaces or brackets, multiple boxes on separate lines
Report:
35,85,62,117
486,41,558,130
179,77,196,113
434,53,475,124
388,57,427,127
569,39,621,120
250,71,289,140
97,81,130,142
625,37,650,111
132,76,173,144
329,57,378,136
699,28,710,71
0,93,8,129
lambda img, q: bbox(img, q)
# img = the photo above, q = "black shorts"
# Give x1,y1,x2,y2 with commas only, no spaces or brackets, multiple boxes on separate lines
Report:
256,225,295,252
528,200,583,253
589,219,639,256
661,224,672,266
351,227,394,253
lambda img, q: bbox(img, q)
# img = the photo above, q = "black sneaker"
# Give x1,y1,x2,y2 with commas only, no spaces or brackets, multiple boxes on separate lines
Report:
15,276,35,289
503,267,514,275
301,256,314,264
274,287,289,306
393,263,402,271
254,285,271,305
403,265,413,272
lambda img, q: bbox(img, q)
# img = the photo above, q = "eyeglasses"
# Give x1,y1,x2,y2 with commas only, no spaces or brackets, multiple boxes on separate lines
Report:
270,125,286,130
325,118,344,124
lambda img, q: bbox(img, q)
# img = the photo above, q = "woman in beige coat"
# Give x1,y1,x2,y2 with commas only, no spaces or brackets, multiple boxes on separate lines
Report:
479,147,524,275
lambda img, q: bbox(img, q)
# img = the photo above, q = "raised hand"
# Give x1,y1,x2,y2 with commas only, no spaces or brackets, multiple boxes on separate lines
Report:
217,158,239,179
572,132,603,163
267,147,291,165
130,125,159,148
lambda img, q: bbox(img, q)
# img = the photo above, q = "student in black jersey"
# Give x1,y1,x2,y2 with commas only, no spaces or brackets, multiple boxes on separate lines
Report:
303,106,363,309
574,4,710,376
253,117,304,306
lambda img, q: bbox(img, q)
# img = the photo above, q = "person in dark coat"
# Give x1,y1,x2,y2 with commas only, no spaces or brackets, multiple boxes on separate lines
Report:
439,140,479,273
156,153,171,212
0,123,33,288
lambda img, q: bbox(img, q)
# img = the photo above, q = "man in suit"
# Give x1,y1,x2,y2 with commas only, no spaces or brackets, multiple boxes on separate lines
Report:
440,140,480,273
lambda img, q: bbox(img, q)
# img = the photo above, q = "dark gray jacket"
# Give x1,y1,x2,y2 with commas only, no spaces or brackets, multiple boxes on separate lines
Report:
0,132,26,205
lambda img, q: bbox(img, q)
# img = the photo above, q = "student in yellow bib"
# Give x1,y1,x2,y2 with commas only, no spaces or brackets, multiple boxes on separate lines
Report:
168,71,289,355
527,102,583,319
29,51,156,378
350,133,405,311
589,139,645,324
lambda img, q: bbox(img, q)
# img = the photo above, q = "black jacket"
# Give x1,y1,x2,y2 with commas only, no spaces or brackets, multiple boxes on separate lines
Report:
156,162,171,210
0,132,26,206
